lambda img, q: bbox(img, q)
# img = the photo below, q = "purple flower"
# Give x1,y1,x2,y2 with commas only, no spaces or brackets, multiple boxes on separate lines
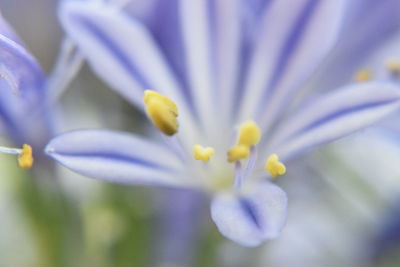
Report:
47,0,400,246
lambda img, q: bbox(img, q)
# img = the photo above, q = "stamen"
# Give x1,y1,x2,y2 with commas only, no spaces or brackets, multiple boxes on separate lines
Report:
265,154,286,178
385,60,400,76
227,145,250,163
18,144,33,169
0,144,33,169
227,121,261,162
237,121,261,146
143,90,178,136
234,161,243,188
354,69,372,82
243,146,257,179
192,144,215,162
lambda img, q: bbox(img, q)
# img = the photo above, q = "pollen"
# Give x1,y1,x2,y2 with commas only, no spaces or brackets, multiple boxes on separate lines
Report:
143,90,178,136
227,145,250,163
192,145,215,162
18,144,33,169
354,69,372,82
237,121,261,147
265,154,286,178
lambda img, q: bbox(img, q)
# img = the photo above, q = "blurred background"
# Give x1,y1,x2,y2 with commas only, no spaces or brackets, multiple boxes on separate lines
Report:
0,1,400,267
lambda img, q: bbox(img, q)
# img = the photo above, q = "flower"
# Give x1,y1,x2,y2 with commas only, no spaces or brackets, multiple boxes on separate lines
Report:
47,0,400,246
0,10,83,168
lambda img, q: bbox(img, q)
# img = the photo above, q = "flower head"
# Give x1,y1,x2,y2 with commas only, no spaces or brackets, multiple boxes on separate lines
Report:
47,0,400,246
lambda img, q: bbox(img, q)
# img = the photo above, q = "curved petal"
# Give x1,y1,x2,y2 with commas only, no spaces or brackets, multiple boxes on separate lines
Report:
238,0,346,130
60,1,185,107
0,12,23,45
0,16,48,145
268,82,400,160
211,181,288,247
45,130,191,188
59,0,201,148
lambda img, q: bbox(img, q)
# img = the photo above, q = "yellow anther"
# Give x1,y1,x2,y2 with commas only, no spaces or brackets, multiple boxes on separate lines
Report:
385,60,400,75
354,69,372,82
227,144,250,163
18,144,33,169
143,90,178,136
265,154,286,178
192,145,215,162
237,121,261,146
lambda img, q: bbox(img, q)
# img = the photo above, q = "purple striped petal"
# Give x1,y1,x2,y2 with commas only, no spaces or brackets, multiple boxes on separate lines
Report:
268,82,400,160
238,0,346,130
211,181,288,247
59,1,201,148
45,130,190,188
60,1,188,108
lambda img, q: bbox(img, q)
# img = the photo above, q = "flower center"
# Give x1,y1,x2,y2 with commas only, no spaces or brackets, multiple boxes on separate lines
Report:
143,90,287,190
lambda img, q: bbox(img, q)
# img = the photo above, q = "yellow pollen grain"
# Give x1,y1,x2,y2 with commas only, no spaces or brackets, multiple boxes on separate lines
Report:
227,144,250,163
18,144,33,169
354,69,372,82
192,145,215,162
238,120,261,147
265,154,286,178
143,90,179,136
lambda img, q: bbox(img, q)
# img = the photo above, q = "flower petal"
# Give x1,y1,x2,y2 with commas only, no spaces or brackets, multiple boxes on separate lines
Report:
59,0,201,148
211,181,288,247
0,12,23,45
0,15,48,145
45,130,190,188
268,82,400,160
238,0,346,130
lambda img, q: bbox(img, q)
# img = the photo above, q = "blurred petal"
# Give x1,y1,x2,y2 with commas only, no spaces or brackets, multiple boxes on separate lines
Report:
0,15,47,145
269,82,400,160
0,12,23,45
307,0,400,91
211,181,288,247
46,130,190,187
0,28,44,98
239,0,345,130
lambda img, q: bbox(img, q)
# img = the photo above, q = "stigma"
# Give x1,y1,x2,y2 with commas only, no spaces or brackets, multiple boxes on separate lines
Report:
227,121,260,162
0,144,33,169
192,145,215,162
265,154,286,178
143,90,179,136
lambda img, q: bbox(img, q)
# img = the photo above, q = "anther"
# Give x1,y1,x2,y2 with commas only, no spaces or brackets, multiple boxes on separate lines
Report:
227,145,250,163
354,69,372,82
0,144,33,169
227,121,261,162
192,145,215,162
18,144,33,169
237,121,261,147
265,154,286,178
143,90,179,136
